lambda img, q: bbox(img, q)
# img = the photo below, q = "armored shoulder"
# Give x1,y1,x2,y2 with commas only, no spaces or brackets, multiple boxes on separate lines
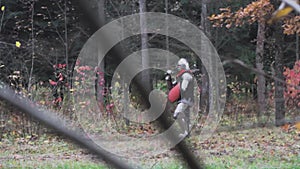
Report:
181,72,193,81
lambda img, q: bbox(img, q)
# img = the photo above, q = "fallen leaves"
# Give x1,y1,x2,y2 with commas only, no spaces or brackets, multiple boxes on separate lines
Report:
190,126,299,167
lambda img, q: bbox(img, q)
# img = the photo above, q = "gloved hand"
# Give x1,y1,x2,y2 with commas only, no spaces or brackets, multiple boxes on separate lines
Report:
173,112,179,119
164,70,173,80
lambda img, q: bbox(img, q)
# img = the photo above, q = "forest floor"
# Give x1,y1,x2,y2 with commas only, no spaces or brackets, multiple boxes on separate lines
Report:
0,125,300,169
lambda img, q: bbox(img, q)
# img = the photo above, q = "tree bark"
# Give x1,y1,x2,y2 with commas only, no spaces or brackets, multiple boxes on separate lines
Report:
97,0,105,25
255,21,266,122
165,0,170,67
28,1,35,93
274,43,286,126
64,0,69,83
139,0,151,94
270,17,286,126
296,34,299,61
200,0,210,115
96,0,106,113
201,0,211,38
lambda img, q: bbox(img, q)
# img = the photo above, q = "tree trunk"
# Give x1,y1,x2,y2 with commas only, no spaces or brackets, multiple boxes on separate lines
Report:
165,0,170,67
274,43,286,126
270,18,286,126
97,0,105,25
64,0,69,83
139,0,151,94
28,1,35,93
201,0,211,38
96,0,105,113
296,34,299,61
267,0,285,128
200,0,210,115
255,21,266,122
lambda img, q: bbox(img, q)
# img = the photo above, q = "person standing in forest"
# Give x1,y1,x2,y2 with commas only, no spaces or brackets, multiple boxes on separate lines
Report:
170,58,194,137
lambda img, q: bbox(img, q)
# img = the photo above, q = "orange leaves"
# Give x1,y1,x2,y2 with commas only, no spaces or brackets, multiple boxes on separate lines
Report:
281,122,300,135
209,0,273,28
242,0,273,23
209,7,233,28
281,123,291,132
210,0,300,35
295,121,300,131
283,16,300,35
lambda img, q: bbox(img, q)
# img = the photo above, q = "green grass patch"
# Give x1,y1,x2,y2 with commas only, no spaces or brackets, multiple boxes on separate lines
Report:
2,160,106,169
1,126,299,169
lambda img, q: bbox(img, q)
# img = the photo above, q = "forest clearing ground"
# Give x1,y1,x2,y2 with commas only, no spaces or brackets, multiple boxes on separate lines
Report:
0,126,299,168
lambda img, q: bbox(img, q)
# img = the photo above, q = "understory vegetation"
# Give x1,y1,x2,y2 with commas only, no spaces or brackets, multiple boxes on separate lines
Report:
1,0,300,168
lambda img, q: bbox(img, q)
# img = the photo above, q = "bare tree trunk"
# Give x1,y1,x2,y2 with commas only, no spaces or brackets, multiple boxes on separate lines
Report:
64,0,69,81
96,0,105,113
255,21,266,123
200,0,210,115
201,0,211,38
139,0,151,93
28,1,35,93
296,34,299,61
97,0,105,24
165,0,170,67
274,44,285,126
269,18,286,126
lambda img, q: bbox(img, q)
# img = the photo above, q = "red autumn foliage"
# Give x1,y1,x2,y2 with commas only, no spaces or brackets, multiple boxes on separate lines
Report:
49,79,57,86
283,60,300,107
49,64,68,108
53,63,66,69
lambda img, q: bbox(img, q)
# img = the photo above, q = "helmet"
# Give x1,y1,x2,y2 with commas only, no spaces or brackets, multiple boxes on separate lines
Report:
177,58,190,70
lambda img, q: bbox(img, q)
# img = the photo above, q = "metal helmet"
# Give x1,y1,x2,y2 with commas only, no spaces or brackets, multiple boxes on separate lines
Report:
177,58,190,70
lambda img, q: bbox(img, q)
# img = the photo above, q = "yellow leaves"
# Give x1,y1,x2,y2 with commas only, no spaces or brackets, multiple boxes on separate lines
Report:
39,100,46,105
269,0,300,24
277,6,294,18
268,7,294,24
1,6,5,11
114,81,120,88
15,41,21,48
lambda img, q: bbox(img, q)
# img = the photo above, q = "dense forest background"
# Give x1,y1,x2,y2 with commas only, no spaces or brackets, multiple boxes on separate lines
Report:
0,0,300,168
